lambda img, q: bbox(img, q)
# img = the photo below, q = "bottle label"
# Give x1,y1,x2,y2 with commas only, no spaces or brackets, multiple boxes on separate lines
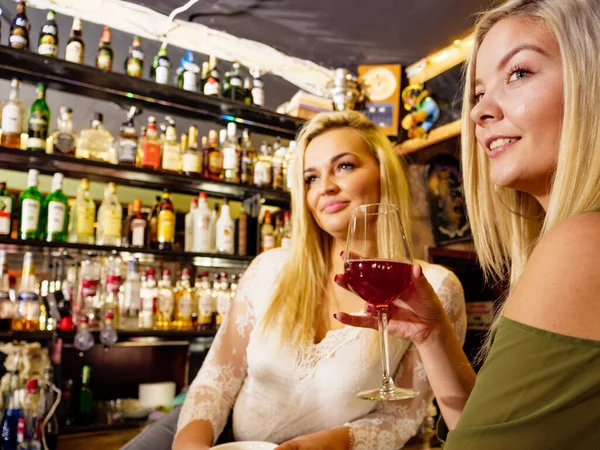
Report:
254,162,271,186
65,42,84,64
0,292,14,319
118,139,137,163
38,42,58,57
20,199,40,233
141,142,161,167
1,103,23,134
251,88,264,107
105,275,122,294
155,66,169,85
262,234,275,252
183,71,197,91
27,137,46,150
194,214,212,252
103,209,121,239
162,145,181,171
54,133,76,154
97,51,113,71
17,292,40,320
177,293,193,319
222,145,239,170
47,201,66,233
203,79,220,96
158,291,174,317
127,59,143,78
0,196,13,236
272,165,284,189
230,78,242,88
182,153,201,173
217,224,235,253
158,210,175,243
208,152,223,175
9,34,27,49
198,293,214,321
81,279,99,299
77,206,95,237
131,218,146,247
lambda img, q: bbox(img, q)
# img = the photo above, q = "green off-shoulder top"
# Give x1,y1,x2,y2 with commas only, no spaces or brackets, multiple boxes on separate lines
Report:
444,317,600,450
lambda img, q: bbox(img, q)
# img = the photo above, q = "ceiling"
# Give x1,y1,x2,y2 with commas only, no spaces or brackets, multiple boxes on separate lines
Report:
128,0,499,69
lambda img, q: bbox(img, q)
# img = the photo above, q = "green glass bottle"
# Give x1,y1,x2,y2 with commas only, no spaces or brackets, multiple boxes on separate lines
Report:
43,173,68,242
79,365,93,425
26,84,50,152
18,169,43,240
151,46,171,85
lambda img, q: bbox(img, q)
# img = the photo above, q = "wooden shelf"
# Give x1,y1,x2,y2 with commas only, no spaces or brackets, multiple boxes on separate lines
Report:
0,328,217,343
396,120,461,155
0,46,303,139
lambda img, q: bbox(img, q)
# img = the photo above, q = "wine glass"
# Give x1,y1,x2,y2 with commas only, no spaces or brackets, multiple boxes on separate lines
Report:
344,203,419,401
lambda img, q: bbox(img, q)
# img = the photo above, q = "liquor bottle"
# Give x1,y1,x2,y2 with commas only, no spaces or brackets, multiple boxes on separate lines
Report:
243,77,253,105
38,10,59,57
125,36,144,78
250,69,265,107
151,46,171,85
18,169,43,240
274,214,283,248
281,211,292,248
161,118,181,173
215,273,231,328
209,204,218,253
23,378,41,449
199,62,210,93
284,140,297,192
43,173,68,242
1,368,22,450
182,126,201,176
0,183,14,237
79,366,93,425
193,193,212,253
76,113,116,163
146,195,160,249
185,198,197,252
203,56,221,96
65,17,85,64
139,268,156,329
156,190,175,251
100,311,118,346
58,265,75,331
156,269,174,330
205,130,222,180
1,79,25,149
26,84,50,152
216,199,235,255
173,268,194,330
96,27,113,71
222,122,240,183
0,252,14,331
50,107,77,155
240,129,255,185
254,141,272,187
196,272,214,330
261,210,275,253
9,1,30,50
67,178,96,244
124,199,147,248
223,62,245,102
13,252,40,331
96,182,122,246
117,107,139,166
177,51,199,92
137,116,161,170
78,256,101,327
102,255,122,328
121,259,141,330
271,137,285,190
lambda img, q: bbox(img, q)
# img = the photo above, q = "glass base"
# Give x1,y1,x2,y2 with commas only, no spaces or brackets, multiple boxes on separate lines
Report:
357,387,419,401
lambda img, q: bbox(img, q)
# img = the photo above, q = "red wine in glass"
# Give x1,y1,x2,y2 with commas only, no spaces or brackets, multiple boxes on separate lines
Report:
344,259,412,308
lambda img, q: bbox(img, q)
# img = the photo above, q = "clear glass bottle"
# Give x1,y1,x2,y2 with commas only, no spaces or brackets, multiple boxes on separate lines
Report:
121,259,141,330
196,272,214,330
1,79,25,149
68,178,96,244
102,255,122,329
78,256,101,327
284,140,297,192
76,113,116,163
185,198,198,252
156,269,174,330
271,137,286,190
193,193,212,253
139,268,157,330
161,118,181,173
281,211,292,248
18,169,43,240
42,173,68,242
222,122,240,183
182,126,201,176
50,107,77,156
254,141,273,187
124,199,147,248
96,182,122,246
173,268,194,330
215,273,231,329
74,316,94,352
13,252,40,331
100,311,118,346
261,210,275,253
216,199,235,255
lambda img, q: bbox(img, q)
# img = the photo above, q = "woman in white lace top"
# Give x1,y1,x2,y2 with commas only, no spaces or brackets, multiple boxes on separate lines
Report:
174,111,467,450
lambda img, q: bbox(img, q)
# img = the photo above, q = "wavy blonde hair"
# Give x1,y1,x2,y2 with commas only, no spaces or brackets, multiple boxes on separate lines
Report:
262,111,412,346
462,0,600,347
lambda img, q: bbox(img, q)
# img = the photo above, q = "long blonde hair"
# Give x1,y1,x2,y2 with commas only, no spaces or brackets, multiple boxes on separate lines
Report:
462,0,600,346
261,111,412,346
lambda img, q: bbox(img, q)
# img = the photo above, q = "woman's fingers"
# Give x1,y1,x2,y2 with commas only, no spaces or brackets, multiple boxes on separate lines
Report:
333,312,378,330
334,274,349,291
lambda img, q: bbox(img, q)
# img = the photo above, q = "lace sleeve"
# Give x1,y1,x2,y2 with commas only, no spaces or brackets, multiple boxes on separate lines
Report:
175,261,259,444
347,270,467,450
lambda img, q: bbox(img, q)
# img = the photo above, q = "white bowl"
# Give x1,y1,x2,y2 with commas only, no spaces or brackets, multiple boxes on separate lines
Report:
211,442,278,450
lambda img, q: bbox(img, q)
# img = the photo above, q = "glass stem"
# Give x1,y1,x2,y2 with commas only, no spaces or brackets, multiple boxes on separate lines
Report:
377,307,395,395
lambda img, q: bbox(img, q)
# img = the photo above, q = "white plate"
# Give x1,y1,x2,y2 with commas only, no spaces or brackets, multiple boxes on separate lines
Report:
211,442,277,450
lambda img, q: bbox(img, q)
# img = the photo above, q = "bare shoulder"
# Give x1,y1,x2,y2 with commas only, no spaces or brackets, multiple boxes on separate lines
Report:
505,212,600,340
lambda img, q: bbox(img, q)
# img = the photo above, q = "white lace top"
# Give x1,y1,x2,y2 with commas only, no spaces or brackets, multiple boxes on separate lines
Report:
177,248,467,449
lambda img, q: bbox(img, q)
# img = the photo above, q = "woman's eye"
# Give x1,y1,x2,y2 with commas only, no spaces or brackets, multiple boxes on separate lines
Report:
338,162,354,171
473,92,484,104
304,175,317,184
508,67,532,83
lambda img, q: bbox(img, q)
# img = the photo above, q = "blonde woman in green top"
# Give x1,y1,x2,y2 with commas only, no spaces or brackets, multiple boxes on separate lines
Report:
336,0,600,448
